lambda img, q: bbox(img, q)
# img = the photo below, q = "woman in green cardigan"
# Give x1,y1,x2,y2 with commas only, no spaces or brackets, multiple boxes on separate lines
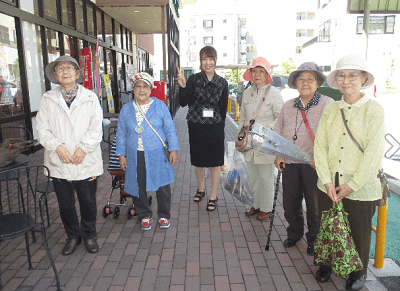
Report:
313,54,385,291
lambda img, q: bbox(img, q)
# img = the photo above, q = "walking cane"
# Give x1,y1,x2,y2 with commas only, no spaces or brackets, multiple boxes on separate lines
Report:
265,162,283,251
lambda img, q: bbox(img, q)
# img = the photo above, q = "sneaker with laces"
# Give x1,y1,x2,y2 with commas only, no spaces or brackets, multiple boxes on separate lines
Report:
141,217,152,230
159,218,170,229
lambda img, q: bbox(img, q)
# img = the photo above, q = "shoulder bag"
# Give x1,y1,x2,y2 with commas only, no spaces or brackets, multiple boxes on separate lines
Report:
0,138,36,167
235,86,270,152
300,109,315,142
340,108,390,206
136,101,171,163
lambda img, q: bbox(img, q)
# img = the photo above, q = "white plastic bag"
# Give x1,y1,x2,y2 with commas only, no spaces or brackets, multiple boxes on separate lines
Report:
221,142,254,210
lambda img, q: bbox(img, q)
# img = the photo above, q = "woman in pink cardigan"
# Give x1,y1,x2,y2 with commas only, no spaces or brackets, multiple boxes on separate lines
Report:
274,62,334,256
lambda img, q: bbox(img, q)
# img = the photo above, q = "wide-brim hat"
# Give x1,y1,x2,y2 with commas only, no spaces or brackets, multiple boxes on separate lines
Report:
288,62,326,89
327,54,374,89
130,72,154,89
243,57,273,84
45,55,84,84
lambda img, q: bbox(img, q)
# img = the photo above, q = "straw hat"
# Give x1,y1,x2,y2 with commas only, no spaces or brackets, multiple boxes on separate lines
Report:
45,55,84,84
326,54,374,89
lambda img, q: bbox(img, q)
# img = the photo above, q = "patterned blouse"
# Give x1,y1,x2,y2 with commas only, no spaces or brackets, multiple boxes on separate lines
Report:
133,100,153,151
179,72,229,124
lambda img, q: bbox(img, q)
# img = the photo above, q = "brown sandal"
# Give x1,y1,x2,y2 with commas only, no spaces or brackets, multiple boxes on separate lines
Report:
206,198,218,211
193,189,205,202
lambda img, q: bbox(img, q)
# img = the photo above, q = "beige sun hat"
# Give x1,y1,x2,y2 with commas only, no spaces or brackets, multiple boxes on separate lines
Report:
45,55,84,84
326,54,374,89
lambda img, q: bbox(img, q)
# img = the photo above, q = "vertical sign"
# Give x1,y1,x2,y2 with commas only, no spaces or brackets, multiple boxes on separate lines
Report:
79,48,92,90
104,74,115,113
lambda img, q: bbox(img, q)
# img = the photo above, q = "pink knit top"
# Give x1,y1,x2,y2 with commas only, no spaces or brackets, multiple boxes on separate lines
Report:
273,95,335,163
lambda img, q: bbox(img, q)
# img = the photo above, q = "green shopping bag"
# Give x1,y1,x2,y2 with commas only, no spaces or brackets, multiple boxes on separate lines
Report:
314,200,363,278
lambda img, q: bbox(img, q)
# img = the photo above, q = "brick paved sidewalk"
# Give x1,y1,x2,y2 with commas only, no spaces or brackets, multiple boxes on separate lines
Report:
0,106,390,290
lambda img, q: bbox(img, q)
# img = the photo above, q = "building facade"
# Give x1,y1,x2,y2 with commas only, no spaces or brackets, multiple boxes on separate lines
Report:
0,0,180,144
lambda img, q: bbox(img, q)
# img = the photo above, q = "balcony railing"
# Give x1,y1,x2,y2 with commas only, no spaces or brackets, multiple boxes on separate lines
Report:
302,35,330,49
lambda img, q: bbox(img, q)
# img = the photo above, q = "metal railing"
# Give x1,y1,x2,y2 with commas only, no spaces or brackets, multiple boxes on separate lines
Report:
228,97,240,121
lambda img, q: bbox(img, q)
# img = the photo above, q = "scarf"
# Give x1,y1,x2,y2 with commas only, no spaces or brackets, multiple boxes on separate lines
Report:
293,91,321,111
61,84,78,108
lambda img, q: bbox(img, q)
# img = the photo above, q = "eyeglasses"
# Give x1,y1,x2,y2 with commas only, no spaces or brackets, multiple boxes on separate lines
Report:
55,65,76,73
336,73,359,82
297,77,316,84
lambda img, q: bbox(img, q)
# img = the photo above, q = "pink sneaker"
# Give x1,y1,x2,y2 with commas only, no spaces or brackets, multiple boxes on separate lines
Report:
159,218,170,229
141,217,152,230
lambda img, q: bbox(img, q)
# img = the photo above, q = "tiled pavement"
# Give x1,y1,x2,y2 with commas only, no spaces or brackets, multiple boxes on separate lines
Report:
0,106,396,291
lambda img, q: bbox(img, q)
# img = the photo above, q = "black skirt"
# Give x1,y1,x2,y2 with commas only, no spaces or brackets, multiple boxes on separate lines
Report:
188,121,225,167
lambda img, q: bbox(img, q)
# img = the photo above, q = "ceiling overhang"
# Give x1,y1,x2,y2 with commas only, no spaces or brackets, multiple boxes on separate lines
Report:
96,0,170,34
348,0,400,14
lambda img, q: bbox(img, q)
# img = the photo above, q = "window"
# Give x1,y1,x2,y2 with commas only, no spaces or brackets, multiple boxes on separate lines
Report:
357,16,395,34
61,0,74,27
223,36,227,40
96,9,103,41
0,25,10,45
319,19,331,41
223,53,227,57
307,29,314,37
189,52,196,61
75,0,85,32
296,46,302,53
223,19,227,23
240,19,246,27
321,65,331,72
87,1,95,36
296,29,306,37
104,14,113,44
308,13,315,20
203,20,213,28
203,36,213,45
241,36,246,41
297,12,307,20
43,0,58,21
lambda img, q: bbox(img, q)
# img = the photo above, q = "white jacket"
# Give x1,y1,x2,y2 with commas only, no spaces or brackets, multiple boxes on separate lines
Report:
36,85,104,180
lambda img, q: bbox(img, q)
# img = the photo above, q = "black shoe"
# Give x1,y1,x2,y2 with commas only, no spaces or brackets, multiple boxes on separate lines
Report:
316,265,332,283
62,237,82,256
283,238,300,248
84,238,99,253
346,276,365,290
307,244,315,256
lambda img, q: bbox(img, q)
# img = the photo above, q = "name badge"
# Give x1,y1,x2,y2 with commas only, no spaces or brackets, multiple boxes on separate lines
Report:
203,108,214,118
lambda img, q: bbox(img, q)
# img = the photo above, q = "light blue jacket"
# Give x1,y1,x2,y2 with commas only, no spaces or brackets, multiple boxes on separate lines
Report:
116,98,179,197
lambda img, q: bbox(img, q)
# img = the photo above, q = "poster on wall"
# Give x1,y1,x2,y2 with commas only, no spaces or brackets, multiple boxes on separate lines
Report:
79,48,92,90
104,74,115,113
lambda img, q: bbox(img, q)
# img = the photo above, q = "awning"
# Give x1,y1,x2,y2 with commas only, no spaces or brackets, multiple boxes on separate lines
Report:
348,0,400,14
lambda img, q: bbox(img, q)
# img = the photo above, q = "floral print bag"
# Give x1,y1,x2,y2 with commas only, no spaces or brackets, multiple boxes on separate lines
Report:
314,200,363,278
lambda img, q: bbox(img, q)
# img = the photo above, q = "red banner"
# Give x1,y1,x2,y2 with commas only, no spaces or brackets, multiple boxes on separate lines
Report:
79,48,92,90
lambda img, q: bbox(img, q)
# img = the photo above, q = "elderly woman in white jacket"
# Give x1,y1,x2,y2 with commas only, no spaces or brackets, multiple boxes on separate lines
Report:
239,57,284,220
37,55,103,256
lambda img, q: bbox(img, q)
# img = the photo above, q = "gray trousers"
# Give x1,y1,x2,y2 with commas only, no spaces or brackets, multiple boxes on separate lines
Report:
282,163,319,245
134,151,171,220
318,189,376,278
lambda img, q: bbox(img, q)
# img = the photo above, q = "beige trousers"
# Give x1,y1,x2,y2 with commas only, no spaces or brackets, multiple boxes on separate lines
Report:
246,156,275,213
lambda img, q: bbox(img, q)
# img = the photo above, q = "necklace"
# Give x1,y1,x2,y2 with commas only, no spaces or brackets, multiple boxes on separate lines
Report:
292,109,307,141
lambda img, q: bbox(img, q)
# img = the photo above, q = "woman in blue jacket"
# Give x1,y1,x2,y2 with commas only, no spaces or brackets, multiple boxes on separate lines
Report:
116,72,179,231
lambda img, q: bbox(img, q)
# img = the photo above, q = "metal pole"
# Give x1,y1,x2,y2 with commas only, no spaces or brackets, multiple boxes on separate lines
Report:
374,203,388,268
363,0,371,60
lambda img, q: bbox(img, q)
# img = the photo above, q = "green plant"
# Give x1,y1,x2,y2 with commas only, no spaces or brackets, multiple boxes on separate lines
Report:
227,69,244,84
280,58,297,75
385,59,397,90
